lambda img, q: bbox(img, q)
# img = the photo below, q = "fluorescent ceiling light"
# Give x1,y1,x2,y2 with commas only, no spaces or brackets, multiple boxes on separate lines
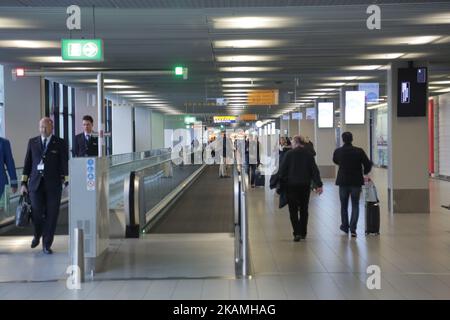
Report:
374,36,441,45
343,65,382,71
213,39,287,48
223,89,255,93
317,82,346,87
221,78,264,82
222,83,262,88
44,67,104,70
0,18,36,29
80,79,127,84
223,94,248,97
0,40,59,48
122,94,155,98
358,53,404,60
430,81,450,85
105,85,136,89
434,88,450,93
213,16,297,29
109,91,147,94
23,56,76,63
302,96,319,99
216,55,280,62
309,88,338,92
416,13,450,25
219,66,281,72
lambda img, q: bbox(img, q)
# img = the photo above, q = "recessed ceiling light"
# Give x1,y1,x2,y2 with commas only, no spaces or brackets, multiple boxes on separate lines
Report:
222,83,262,88
317,82,347,87
343,65,382,71
216,55,280,62
80,79,127,84
0,18,36,29
358,53,404,60
416,13,450,25
430,81,450,85
223,89,256,93
212,16,298,29
434,88,450,93
374,36,441,45
23,56,76,63
0,40,59,48
219,66,281,72
221,77,264,82
213,39,287,48
105,85,136,89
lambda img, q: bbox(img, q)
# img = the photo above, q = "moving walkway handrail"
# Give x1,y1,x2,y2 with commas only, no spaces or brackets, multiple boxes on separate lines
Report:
234,163,251,278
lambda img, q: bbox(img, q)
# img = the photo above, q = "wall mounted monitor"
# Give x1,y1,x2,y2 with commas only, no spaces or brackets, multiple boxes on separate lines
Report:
397,67,427,117
305,107,316,120
291,112,303,120
345,91,366,124
317,102,334,128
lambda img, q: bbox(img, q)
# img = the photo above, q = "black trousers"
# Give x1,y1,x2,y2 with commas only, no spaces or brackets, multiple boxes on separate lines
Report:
29,179,62,249
287,185,311,237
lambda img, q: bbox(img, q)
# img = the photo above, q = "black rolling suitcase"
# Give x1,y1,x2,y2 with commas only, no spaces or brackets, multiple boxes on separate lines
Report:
365,202,380,235
364,180,380,235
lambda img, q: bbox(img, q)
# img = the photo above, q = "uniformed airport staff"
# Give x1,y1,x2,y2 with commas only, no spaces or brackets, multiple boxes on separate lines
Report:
0,137,18,198
72,115,98,157
20,117,68,254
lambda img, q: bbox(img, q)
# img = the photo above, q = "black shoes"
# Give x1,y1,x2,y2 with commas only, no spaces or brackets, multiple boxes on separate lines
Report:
340,226,349,234
293,235,301,242
351,231,357,238
31,237,40,249
43,247,53,254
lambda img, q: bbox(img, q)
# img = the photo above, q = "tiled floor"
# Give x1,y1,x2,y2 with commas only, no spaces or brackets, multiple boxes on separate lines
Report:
1,168,450,299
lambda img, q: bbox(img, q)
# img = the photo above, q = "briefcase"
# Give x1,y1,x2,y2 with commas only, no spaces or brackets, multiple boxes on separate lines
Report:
15,194,32,228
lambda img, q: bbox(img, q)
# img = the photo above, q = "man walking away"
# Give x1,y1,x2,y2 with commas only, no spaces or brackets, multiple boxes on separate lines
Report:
333,131,372,237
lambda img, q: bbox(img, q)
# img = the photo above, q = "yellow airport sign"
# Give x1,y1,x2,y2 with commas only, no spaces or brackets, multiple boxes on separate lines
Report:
213,116,236,123
247,89,279,105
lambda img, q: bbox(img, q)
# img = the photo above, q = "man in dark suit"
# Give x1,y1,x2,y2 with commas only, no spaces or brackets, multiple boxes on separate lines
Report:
279,135,323,242
20,117,68,254
333,131,372,237
0,137,18,198
72,115,98,157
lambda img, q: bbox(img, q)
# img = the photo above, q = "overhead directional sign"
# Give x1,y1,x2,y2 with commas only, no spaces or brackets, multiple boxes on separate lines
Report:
213,116,236,124
61,39,104,61
247,89,279,105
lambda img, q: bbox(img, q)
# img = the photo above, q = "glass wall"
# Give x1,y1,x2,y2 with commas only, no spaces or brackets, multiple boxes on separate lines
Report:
44,79,75,152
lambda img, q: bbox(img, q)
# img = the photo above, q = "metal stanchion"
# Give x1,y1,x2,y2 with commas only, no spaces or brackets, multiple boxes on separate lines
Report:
73,228,85,283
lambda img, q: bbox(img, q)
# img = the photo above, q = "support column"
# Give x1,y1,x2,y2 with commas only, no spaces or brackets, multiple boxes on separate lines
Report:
289,112,299,136
299,109,315,145
339,87,370,154
387,61,430,213
314,100,336,179
97,73,105,157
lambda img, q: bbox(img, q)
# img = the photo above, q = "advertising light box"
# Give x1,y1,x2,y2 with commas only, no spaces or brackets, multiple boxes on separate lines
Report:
345,91,366,124
291,112,303,120
305,108,316,120
318,102,334,128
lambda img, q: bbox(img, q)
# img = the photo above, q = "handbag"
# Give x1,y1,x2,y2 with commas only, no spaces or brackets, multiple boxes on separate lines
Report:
15,193,32,228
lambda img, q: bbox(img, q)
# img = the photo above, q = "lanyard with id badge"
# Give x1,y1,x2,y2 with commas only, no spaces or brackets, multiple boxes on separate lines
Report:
38,138,48,173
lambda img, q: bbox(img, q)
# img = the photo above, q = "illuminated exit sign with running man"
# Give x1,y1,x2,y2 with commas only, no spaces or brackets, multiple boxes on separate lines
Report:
61,39,104,61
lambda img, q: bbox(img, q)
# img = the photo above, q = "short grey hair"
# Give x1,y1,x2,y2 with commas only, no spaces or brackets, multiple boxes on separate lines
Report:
292,135,304,148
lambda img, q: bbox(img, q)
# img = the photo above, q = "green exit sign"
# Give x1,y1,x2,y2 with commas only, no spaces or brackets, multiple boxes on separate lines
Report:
61,39,104,61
